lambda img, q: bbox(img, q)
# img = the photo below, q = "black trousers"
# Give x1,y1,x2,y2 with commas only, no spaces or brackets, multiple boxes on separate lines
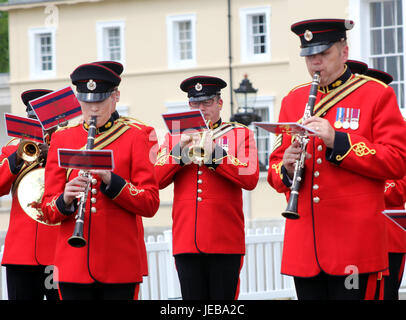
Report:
58,282,139,300
384,253,405,300
174,253,243,300
6,265,59,300
293,271,382,300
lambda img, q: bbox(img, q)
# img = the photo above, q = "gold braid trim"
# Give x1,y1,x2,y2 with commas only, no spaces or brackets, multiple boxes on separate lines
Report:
271,135,282,153
0,158,8,167
45,195,58,213
336,134,376,161
271,161,283,179
116,117,142,130
212,154,248,167
111,182,144,200
66,123,130,179
297,77,368,123
154,154,181,166
128,184,145,196
385,181,396,192
154,146,184,166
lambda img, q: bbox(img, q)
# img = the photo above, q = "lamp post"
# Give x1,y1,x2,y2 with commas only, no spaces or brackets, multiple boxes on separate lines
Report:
229,75,261,225
230,74,261,126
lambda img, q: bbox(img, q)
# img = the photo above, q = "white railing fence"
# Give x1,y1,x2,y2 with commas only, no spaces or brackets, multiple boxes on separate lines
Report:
0,227,296,300
139,230,181,300
239,228,295,299
139,227,296,300
2,226,405,300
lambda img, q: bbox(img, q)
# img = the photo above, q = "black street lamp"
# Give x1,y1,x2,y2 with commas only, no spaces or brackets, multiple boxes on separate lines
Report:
230,74,261,126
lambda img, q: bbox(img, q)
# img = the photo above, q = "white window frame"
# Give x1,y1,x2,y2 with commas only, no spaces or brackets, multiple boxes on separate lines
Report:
166,13,197,69
96,20,126,65
28,27,56,79
252,96,275,173
240,6,271,64
349,0,406,115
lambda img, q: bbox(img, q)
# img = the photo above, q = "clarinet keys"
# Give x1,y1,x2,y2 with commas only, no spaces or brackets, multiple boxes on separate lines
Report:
281,71,321,220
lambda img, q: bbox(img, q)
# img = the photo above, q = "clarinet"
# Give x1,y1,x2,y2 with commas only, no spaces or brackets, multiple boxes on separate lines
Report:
282,72,321,219
68,115,97,248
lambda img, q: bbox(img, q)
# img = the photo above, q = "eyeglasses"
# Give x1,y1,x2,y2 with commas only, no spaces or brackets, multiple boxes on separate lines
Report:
189,98,216,108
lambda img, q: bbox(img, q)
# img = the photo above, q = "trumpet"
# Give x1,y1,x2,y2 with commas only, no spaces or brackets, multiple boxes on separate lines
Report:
17,140,40,163
68,115,97,248
188,120,213,164
282,71,321,220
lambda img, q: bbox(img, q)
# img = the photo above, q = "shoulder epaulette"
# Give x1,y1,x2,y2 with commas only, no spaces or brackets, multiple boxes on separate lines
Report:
122,116,147,126
289,81,311,94
223,121,249,129
55,122,81,133
116,117,142,130
358,74,388,88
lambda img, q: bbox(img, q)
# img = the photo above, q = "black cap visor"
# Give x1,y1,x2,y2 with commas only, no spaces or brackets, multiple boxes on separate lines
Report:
189,94,218,102
300,42,335,57
76,91,113,102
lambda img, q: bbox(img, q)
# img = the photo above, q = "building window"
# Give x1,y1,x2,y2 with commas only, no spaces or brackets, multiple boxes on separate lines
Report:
368,0,405,113
97,21,125,64
240,7,271,63
253,96,275,172
252,15,267,55
29,27,56,79
167,14,196,69
39,34,53,71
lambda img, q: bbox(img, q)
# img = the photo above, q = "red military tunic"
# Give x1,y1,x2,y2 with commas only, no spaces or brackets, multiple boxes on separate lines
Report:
155,121,259,255
268,69,406,277
385,178,406,210
384,178,406,253
118,117,159,277
0,141,58,266
41,117,159,284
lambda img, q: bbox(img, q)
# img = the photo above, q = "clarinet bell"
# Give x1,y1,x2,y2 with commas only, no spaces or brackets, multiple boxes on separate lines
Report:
281,210,300,220
68,210,87,248
68,235,87,248
281,190,300,219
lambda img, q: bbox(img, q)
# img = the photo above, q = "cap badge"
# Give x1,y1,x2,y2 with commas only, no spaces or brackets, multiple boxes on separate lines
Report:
87,79,97,91
195,83,203,91
304,30,313,42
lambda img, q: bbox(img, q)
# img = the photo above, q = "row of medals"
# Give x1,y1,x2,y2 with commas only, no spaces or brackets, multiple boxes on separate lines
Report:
334,107,360,130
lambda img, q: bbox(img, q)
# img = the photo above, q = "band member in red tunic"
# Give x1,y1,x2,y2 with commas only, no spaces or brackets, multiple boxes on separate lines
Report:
371,68,406,300
383,174,406,300
41,61,159,300
0,89,59,300
91,60,158,278
155,75,259,299
347,63,406,300
267,19,406,299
